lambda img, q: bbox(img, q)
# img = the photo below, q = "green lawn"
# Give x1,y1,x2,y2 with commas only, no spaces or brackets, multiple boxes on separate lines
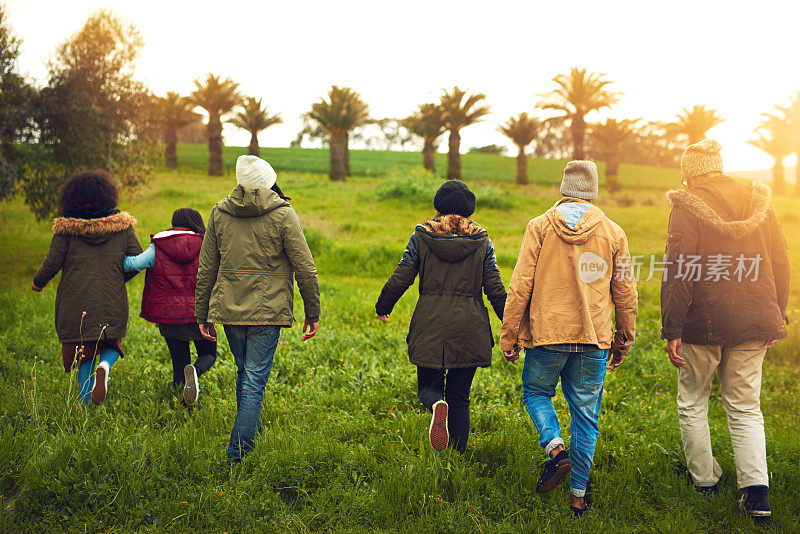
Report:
0,150,798,532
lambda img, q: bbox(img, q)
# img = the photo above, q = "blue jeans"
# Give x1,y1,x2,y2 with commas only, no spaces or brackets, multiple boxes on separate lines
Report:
522,346,608,497
224,325,280,462
76,348,120,404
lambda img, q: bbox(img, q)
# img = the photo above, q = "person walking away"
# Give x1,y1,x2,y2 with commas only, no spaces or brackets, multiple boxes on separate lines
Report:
195,155,321,463
32,170,143,405
499,161,638,516
661,139,789,520
123,208,216,406
375,180,507,454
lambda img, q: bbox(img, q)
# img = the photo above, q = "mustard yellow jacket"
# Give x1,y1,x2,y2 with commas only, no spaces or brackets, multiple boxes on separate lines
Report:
499,198,638,354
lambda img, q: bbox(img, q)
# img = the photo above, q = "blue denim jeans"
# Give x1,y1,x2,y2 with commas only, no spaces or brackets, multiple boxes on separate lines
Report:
224,325,280,462
522,346,608,497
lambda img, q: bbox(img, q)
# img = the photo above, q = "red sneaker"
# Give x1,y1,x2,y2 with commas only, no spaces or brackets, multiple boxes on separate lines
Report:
429,401,449,452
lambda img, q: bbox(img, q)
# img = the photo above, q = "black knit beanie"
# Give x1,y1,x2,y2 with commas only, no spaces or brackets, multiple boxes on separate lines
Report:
433,180,476,217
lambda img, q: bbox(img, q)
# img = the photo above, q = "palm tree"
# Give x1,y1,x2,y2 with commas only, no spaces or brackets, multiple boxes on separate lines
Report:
190,74,241,175
775,92,800,193
672,105,725,145
591,118,638,192
498,113,542,185
230,97,283,157
440,87,490,180
154,92,200,169
538,67,620,160
749,115,793,194
402,103,445,172
305,85,370,181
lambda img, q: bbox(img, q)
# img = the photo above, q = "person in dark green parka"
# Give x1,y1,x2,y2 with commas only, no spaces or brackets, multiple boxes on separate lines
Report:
375,180,507,453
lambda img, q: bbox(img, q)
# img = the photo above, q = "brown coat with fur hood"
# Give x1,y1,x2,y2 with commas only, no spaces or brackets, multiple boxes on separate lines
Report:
661,175,789,345
34,212,143,347
375,214,507,369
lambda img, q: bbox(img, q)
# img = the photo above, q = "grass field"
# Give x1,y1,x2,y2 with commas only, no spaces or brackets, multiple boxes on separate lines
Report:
0,145,798,532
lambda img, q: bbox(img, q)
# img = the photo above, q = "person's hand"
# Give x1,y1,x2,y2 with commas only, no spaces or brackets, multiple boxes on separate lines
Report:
199,323,217,342
666,338,685,368
503,345,521,364
303,319,319,341
377,314,389,322
607,347,626,370
766,339,778,349
31,283,42,292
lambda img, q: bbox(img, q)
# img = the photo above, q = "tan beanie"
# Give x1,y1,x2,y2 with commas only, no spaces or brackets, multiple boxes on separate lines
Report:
680,139,723,179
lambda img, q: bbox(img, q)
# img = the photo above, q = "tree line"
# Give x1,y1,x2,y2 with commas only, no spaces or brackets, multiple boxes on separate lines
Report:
1,7,799,222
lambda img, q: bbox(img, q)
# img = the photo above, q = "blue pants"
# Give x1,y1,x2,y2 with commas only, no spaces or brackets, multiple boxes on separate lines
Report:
224,325,280,463
76,348,120,404
522,346,608,497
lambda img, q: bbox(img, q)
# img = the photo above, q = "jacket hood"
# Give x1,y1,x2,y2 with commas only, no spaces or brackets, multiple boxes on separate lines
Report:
152,228,203,264
545,198,605,245
416,215,487,263
52,211,136,245
216,184,289,218
666,179,771,239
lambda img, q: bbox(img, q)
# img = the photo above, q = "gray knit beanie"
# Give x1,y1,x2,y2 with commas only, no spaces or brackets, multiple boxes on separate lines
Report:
560,160,598,201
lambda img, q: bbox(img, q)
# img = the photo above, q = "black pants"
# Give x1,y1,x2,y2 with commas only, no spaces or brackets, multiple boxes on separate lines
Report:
417,366,478,453
164,338,217,386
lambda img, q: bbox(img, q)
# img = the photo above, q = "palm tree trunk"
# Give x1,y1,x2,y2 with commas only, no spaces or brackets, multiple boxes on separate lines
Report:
795,152,800,194
447,129,461,180
606,153,621,192
344,132,351,176
423,137,436,173
207,115,223,176
516,145,528,185
773,158,785,194
248,131,259,156
570,115,586,160
165,128,178,169
329,131,346,181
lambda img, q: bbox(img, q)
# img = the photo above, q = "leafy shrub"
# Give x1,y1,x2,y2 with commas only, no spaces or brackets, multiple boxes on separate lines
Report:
375,168,511,211
375,168,440,203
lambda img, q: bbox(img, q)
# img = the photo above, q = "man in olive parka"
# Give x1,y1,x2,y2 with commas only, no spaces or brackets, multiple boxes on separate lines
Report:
196,156,320,462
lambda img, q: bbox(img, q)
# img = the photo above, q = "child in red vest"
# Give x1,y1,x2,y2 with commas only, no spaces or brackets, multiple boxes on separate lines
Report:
124,208,216,405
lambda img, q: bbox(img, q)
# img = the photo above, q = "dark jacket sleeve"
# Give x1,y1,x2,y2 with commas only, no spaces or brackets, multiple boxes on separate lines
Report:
33,234,69,288
375,234,419,316
482,238,507,320
195,212,220,323
660,208,700,340
768,210,790,321
123,226,144,283
282,208,321,323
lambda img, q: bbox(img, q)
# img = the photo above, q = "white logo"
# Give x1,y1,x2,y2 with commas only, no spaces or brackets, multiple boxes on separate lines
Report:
578,252,608,283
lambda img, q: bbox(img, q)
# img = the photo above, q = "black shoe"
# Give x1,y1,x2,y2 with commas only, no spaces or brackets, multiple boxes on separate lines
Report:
698,483,719,495
739,485,771,519
536,450,572,494
571,494,592,518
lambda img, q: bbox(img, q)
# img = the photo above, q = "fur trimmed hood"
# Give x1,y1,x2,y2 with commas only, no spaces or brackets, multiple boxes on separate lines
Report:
53,211,137,240
420,214,484,236
666,182,771,240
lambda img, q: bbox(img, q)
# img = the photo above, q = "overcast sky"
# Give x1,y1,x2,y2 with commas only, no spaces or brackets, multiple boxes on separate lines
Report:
6,0,800,171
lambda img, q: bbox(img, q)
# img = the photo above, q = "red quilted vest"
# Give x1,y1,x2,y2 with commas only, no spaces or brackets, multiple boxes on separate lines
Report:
140,228,204,324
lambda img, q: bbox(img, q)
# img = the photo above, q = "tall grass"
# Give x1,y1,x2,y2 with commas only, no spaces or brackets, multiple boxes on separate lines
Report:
0,168,798,532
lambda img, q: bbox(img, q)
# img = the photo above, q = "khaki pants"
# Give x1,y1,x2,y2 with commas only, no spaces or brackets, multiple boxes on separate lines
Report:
677,340,769,488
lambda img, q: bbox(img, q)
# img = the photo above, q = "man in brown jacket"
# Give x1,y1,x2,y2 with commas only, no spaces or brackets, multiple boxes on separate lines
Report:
661,140,789,519
500,161,638,516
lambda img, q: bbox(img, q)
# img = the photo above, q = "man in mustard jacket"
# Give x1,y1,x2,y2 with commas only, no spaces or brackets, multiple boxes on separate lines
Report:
500,161,638,516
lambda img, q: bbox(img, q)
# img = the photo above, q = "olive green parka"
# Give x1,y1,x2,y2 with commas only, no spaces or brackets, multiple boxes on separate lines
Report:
195,185,320,326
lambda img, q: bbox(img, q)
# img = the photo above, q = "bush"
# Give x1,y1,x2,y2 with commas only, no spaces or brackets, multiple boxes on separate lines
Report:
375,168,512,211
375,168,440,203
